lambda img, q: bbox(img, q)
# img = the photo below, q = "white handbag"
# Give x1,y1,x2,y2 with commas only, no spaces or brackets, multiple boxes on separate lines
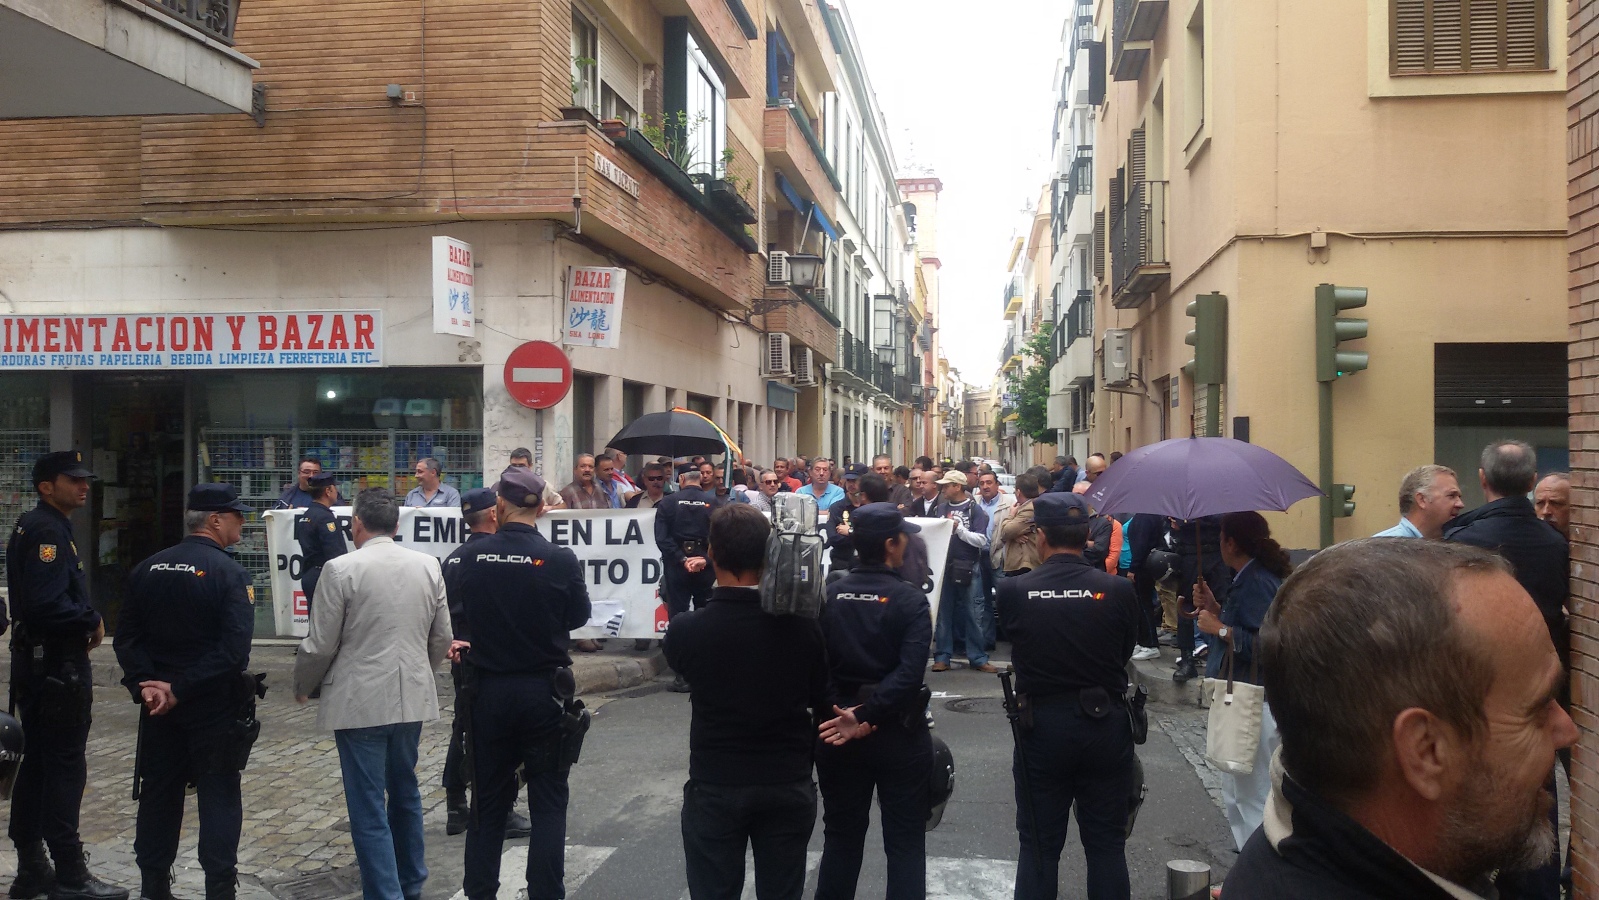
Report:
1203,641,1265,775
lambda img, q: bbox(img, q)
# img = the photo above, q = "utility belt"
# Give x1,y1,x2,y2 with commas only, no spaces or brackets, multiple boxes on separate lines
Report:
10,626,90,728
1018,684,1148,744
846,682,931,730
133,671,265,801
461,663,590,782
679,539,708,560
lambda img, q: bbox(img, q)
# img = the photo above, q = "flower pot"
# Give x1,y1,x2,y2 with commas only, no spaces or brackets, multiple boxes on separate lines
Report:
706,179,758,224
559,106,600,126
599,119,629,140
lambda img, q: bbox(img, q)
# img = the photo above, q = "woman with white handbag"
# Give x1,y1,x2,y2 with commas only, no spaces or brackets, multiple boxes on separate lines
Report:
1191,511,1293,851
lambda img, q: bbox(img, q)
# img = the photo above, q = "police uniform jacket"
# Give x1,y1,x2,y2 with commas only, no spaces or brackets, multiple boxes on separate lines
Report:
6,501,98,646
996,552,1140,698
820,565,930,726
116,535,254,717
449,522,591,676
825,495,868,570
296,503,348,571
441,530,493,643
654,487,719,567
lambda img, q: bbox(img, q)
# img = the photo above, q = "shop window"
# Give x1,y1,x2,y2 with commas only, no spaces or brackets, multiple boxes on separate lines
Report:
623,380,647,427
685,392,714,420
572,373,597,456
0,374,52,588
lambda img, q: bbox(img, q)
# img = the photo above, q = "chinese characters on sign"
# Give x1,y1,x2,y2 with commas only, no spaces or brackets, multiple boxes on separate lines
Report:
563,266,627,349
0,311,383,370
432,236,475,337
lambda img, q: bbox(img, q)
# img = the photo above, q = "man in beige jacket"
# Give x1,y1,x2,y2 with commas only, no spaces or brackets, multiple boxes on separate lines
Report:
293,488,452,900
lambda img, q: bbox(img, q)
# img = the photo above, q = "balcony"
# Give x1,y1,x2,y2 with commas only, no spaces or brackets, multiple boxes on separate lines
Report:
765,102,841,215
1003,275,1024,319
0,0,257,117
835,329,904,401
999,333,1022,374
755,285,839,364
1066,148,1092,218
1062,290,1095,385
1112,0,1167,82
1111,180,1170,308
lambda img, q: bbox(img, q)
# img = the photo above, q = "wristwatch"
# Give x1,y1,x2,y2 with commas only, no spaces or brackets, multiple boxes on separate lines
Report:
1217,626,1231,641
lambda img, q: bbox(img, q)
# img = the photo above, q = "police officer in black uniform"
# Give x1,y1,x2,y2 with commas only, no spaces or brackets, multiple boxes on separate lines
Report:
654,463,718,693
441,488,532,840
5,451,128,900
446,469,590,900
814,503,932,900
115,484,260,900
996,492,1140,900
294,472,345,610
824,464,872,582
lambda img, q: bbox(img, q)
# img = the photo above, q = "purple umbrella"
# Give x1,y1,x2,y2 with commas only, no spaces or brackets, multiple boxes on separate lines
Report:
1083,436,1322,520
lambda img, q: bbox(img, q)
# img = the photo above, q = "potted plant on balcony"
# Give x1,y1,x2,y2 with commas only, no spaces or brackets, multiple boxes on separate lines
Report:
599,119,630,141
704,149,759,224
560,57,600,126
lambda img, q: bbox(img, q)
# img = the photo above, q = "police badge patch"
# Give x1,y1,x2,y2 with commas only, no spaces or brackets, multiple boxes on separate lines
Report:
246,586,256,605
38,544,56,563
327,522,336,532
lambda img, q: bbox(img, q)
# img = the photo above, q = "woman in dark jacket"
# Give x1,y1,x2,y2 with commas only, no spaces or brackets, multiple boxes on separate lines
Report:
1193,511,1292,851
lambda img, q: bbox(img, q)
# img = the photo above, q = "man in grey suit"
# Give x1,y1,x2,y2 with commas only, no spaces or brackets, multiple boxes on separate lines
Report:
293,489,452,900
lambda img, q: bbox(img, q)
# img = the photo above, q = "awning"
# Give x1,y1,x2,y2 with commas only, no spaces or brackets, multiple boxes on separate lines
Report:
775,172,839,242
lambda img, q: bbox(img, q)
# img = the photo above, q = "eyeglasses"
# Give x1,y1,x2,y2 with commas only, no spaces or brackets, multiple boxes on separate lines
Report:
761,479,779,485
645,476,665,482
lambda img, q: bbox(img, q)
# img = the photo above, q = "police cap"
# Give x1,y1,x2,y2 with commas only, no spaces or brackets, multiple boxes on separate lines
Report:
851,502,921,544
497,467,546,508
675,463,699,478
307,472,338,489
1033,492,1094,526
460,487,497,515
842,462,868,480
32,451,93,486
187,483,254,515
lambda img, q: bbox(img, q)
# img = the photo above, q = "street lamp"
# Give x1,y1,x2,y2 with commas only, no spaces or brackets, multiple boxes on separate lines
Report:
787,253,824,290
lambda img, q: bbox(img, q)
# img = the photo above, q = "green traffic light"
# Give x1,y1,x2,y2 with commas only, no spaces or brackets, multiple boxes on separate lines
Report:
1315,284,1369,382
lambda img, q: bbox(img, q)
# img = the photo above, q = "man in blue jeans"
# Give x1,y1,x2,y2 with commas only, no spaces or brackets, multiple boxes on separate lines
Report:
294,489,454,900
929,471,994,673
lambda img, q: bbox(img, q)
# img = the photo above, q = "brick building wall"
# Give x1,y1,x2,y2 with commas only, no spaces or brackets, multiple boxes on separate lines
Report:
1572,0,1599,895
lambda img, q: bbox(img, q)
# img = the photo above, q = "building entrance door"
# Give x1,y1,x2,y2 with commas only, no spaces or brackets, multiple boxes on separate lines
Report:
88,374,189,631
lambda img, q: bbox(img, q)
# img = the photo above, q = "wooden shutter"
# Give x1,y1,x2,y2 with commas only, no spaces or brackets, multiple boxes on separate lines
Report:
1393,0,1429,72
1391,0,1546,73
1128,127,1146,186
1504,0,1545,68
1093,211,1106,280
599,27,642,112
1468,0,1500,69
1431,0,1464,70
1109,170,1124,225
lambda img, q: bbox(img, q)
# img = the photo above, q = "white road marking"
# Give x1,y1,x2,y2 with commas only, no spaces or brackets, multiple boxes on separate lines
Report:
511,367,565,383
926,856,1020,899
448,844,615,900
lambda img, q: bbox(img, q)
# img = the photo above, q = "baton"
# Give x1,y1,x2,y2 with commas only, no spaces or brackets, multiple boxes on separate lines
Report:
998,666,1043,877
457,652,480,830
131,704,147,801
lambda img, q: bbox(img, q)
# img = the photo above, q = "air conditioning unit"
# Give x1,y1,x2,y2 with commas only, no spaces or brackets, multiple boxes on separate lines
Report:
1102,328,1132,387
763,333,792,376
767,251,792,285
793,347,818,386
810,287,829,307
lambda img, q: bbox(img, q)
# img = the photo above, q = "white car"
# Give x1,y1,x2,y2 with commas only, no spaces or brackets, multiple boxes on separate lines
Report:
997,474,1016,495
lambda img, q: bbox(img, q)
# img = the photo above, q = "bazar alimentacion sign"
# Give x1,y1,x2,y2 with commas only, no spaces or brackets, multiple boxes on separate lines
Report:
0,311,383,369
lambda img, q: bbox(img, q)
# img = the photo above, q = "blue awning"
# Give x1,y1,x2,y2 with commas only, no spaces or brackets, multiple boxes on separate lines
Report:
775,172,839,242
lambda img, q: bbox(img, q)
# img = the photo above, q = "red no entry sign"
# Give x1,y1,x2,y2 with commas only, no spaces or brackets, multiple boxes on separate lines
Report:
503,341,572,409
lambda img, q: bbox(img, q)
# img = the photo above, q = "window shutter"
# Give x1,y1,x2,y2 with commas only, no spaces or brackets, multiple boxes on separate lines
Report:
1093,211,1106,280
599,27,642,112
1128,127,1146,186
1468,0,1500,69
1109,170,1124,225
1504,0,1544,68
1431,0,1464,70
1393,0,1428,72
1391,0,1545,73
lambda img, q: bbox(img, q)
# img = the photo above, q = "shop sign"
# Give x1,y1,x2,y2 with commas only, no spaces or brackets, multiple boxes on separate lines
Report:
563,266,627,349
432,236,475,337
0,311,382,369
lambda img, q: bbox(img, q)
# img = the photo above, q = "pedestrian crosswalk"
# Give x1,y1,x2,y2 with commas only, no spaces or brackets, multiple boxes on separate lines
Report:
456,844,1019,899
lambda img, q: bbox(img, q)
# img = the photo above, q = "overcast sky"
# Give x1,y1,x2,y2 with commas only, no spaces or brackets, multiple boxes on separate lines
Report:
845,0,1066,389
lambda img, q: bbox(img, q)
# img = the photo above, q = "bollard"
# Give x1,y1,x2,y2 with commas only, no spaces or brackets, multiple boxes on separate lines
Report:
1167,860,1211,900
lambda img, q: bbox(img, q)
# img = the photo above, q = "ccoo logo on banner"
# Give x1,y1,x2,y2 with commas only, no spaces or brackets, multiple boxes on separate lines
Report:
263,508,953,640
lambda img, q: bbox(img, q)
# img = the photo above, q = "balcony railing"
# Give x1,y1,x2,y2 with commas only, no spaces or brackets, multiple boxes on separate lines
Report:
1066,149,1092,217
1003,275,1024,315
1111,180,1170,306
1066,290,1095,348
999,333,1017,365
1068,0,1095,62
139,0,242,45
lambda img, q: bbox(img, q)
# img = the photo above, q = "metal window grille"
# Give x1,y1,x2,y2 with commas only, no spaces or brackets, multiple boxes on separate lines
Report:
0,431,54,582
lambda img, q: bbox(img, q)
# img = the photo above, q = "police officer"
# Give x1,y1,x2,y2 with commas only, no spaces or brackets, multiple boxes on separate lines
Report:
814,503,932,900
824,464,872,581
653,463,718,693
115,484,259,900
444,468,590,900
5,451,128,900
441,488,532,841
294,472,345,609
995,492,1140,900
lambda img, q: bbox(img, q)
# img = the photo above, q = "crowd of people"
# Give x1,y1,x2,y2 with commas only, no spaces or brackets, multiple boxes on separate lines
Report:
0,434,1581,900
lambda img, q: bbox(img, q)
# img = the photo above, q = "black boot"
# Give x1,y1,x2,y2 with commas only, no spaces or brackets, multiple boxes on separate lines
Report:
668,674,690,693
48,850,129,900
11,842,55,900
1172,657,1199,684
446,790,469,837
504,807,532,840
201,874,234,900
137,869,175,900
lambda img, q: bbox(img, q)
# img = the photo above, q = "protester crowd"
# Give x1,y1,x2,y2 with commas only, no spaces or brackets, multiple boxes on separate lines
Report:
0,435,1578,900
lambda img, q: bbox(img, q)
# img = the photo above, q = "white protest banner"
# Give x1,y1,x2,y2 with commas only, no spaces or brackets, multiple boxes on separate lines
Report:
563,266,626,349
432,236,475,337
0,311,382,370
264,507,953,639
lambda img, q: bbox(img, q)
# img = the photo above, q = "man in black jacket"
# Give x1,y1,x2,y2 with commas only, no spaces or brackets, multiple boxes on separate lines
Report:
1228,539,1574,899
1443,440,1568,900
664,504,863,900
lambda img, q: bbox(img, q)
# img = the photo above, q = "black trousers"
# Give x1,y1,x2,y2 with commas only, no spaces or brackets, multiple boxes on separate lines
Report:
9,659,91,863
662,565,715,620
301,565,322,610
814,722,931,900
680,779,816,900
1013,703,1133,900
444,666,468,795
1131,572,1159,648
463,673,568,900
133,707,243,887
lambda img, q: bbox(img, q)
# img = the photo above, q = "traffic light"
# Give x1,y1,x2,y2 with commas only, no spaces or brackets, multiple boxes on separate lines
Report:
1183,292,1228,384
1315,284,1368,382
1330,483,1356,518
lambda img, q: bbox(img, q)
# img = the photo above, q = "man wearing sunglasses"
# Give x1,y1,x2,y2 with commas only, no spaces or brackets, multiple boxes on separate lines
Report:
626,464,670,510
748,470,783,515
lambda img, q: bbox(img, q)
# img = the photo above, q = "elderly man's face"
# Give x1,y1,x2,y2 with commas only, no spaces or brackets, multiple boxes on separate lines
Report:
1534,476,1571,537
1417,473,1466,536
916,472,937,497
414,461,438,488
1436,571,1577,883
978,474,1000,501
811,462,831,485
642,469,667,494
575,456,595,484
874,458,893,478
1085,456,1108,481
759,473,781,496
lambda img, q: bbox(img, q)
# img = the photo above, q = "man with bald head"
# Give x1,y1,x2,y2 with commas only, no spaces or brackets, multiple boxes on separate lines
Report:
1226,539,1575,897
1534,473,1570,539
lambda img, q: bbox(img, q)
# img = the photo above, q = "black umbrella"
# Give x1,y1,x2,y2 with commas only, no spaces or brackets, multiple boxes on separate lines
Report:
605,410,729,459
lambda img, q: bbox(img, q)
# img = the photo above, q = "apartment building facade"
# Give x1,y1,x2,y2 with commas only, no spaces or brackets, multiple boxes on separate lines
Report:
995,192,1057,472
900,174,946,458
1084,0,1566,549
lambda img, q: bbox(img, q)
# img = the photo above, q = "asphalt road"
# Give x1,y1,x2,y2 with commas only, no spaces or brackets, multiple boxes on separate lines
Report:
423,659,1236,900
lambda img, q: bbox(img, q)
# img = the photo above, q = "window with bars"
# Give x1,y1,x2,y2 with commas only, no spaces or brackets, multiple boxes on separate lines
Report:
1390,0,1548,74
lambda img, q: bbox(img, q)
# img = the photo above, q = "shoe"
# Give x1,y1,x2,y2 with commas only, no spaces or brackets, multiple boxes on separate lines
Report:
930,661,950,673
1157,632,1178,647
574,639,601,653
1172,659,1199,684
12,842,55,900
137,870,176,900
49,850,129,900
972,663,999,674
1132,645,1161,661
1193,643,1209,659
202,875,235,900
633,638,652,652
504,808,532,840
446,790,469,836
668,674,691,693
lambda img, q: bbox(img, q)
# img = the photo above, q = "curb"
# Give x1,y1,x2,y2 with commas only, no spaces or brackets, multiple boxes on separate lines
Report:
1133,650,1206,708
